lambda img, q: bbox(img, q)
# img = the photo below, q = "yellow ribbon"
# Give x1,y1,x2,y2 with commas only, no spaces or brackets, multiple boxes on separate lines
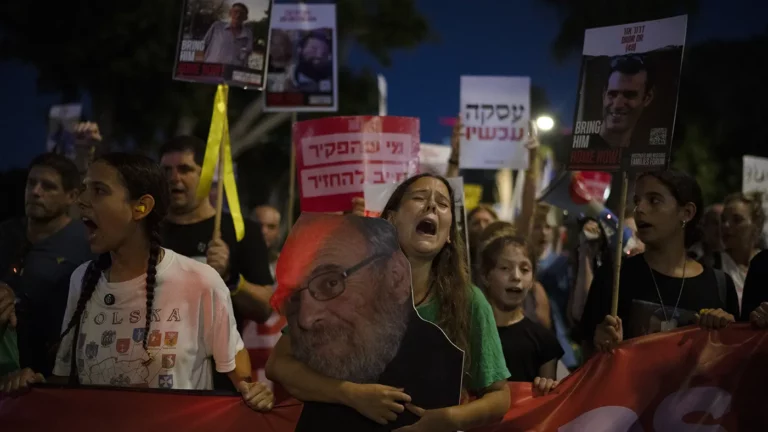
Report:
196,84,245,241
463,184,483,211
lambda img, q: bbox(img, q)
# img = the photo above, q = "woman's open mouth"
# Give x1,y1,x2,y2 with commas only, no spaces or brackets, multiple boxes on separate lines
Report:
82,217,99,240
415,218,437,236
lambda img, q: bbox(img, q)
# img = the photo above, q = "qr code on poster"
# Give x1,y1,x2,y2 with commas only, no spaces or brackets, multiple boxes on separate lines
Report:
649,128,667,146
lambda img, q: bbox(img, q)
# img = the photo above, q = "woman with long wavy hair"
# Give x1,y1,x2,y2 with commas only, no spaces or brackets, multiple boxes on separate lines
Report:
1,153,273,411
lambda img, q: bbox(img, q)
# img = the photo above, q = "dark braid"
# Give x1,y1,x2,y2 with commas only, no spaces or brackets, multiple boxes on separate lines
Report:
60,253,112,341
143,229,162,350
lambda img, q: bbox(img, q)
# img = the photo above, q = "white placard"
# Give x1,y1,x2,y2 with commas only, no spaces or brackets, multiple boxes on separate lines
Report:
419,143,451,176
459,76,530,170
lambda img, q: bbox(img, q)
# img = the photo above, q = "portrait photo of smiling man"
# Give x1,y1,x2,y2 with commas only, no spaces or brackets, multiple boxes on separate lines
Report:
565,16,687,172
597,55,654,149
268,213,464,431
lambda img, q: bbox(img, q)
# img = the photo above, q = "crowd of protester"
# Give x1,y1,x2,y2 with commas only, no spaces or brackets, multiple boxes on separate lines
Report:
0,122,766,431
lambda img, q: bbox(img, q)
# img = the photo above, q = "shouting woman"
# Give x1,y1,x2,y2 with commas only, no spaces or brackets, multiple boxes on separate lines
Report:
1,153,273,411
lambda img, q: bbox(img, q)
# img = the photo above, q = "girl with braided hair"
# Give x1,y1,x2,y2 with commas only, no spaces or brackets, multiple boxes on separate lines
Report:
0,153,273,411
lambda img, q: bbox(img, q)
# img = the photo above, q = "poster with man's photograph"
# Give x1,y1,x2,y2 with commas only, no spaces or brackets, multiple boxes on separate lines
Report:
271,213,463,430
264,3,338,112
173,0,272,89
566,15,687,172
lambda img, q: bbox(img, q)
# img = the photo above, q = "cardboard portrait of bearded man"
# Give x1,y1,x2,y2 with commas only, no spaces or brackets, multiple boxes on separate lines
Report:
271,213,463,431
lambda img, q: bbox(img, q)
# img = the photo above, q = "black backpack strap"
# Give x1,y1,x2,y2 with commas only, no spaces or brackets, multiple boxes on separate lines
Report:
713,269,727,307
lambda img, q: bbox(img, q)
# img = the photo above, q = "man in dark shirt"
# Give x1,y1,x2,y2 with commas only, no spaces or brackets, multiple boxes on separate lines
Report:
0,153,93,377
158,136,274,391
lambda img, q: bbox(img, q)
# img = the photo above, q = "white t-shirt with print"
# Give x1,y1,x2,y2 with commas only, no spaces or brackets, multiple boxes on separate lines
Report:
53,248,244,390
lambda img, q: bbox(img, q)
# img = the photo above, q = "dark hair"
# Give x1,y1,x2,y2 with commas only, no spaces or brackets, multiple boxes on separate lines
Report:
479,234,536,281
29,153,80,191
379,173,471,377
724,192,766,246
477,221,516,251
468,204,498,223
299,30,331,51
637,170,703,247
59,153,170,378
232,2,248,14
608,55,655,94
158,135,206,167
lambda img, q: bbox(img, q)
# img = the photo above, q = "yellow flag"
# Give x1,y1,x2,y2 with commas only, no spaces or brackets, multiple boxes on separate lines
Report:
463,184,483,211
196,84,245,241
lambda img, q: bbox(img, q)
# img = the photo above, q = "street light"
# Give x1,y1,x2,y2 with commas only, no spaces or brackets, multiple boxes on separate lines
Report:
536,115,555,132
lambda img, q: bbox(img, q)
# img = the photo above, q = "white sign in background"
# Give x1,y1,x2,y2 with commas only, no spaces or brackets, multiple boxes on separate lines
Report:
419,143,451,176
742,155,768,236
459,76,530,170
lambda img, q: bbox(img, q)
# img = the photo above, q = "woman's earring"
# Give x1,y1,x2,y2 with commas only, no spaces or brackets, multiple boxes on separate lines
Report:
681,220,687,228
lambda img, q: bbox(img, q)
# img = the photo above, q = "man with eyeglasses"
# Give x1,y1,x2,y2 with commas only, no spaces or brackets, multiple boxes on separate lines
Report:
595,55,655,149
267,213,464,430
275,214,412,384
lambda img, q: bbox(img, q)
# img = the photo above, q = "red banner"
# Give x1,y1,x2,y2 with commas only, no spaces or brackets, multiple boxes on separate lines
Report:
293,116,420,213
1,325,766,431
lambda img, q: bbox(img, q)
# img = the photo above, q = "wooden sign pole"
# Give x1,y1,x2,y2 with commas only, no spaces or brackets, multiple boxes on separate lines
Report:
610,171,629,316
287,112,298,232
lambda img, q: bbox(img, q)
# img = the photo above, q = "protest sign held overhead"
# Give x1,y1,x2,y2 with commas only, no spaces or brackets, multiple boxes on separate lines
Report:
270,213,464,430
567,15,687,172
293,116,420,213
173,0,272,88
459,76,530,170
264,3,338,112
45,104,82,155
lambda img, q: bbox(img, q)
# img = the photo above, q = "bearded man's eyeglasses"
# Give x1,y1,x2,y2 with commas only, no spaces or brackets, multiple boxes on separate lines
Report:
289,253,389,305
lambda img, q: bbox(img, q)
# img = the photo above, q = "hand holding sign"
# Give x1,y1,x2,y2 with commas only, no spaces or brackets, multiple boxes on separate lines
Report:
343,383,412,425
449,115,461,160
73,121,102,144
206,238,230,277
594,315,623,353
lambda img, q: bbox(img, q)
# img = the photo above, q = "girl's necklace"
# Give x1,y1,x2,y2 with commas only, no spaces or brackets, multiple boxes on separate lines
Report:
645,255,686,332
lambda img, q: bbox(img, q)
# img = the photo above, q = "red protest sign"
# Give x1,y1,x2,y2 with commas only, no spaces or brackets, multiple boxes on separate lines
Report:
293,116,420,213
